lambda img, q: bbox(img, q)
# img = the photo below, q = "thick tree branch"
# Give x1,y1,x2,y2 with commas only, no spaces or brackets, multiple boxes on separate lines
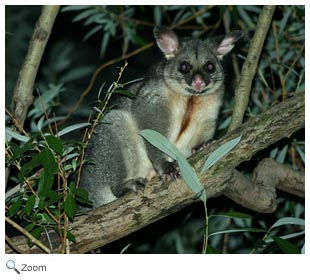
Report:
11,5,60,127
225,158,304,211
5,92,304,254
229,5,276,131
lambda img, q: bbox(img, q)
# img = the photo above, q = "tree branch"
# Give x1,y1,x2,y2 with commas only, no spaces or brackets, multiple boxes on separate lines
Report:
229,5,276,131
11,5,60,127
5,92,304,254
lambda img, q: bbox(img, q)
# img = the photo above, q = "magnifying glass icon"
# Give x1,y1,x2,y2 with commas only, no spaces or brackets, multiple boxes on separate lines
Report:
6,260,20,274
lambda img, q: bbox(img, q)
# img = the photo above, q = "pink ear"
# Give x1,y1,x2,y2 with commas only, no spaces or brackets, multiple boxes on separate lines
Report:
217,38,235,55
154,26,179,59
216,31,243,59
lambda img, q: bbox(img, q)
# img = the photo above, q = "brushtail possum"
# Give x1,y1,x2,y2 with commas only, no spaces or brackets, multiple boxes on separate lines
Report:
80,26,243,208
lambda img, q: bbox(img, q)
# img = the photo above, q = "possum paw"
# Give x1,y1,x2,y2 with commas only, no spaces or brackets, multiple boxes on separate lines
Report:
162,161,181,181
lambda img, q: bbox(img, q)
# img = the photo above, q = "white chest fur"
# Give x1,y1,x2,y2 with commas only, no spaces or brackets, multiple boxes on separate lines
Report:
168,92,223,158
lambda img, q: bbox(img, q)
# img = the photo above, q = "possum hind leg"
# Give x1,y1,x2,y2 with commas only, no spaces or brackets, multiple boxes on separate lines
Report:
109,110,155,198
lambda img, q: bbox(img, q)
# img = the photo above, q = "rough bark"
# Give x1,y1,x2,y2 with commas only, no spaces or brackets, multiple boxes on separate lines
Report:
5,92,304,254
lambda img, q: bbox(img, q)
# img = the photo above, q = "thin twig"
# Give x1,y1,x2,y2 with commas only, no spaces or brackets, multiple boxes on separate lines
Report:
5,216,51,254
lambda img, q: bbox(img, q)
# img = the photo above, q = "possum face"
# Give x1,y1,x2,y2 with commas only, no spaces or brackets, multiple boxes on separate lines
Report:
154,26,243,97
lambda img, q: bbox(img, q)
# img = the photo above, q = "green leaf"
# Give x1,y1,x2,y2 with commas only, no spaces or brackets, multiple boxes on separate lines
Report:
271,236,301,254
38,198,47,210
5,127,30,142
177,155,205,202
46,190,61,206
140,129,205,200
7,200,23,217
28,226,43,247
41,149,58,175
57,123,90,137
8,142,35,163
202,135,242,172
24,195,36,216
84,25,102,40
66,231,76,243
61,5,90,12
139,129,181,160
276,144,288,164
24,223,36,232
114,89,135,98
265,230,305,243
72,8,97,22
208,227,266,238
36,212,56,225
18,149,58,180
64,193,76,220
269,217,305,230
74,188,89,199
38,169,54,198
68,181,76,193
45,135,63,155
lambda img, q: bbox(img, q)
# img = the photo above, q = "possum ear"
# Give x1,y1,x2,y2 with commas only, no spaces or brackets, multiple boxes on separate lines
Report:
215,30,244,60
154,26,179,59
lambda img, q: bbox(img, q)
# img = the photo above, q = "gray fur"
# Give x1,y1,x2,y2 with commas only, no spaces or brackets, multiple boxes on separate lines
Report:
80,26,243,209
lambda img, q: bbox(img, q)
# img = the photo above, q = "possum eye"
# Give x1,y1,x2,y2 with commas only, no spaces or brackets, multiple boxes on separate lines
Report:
204,61,216,73
179,61,192,74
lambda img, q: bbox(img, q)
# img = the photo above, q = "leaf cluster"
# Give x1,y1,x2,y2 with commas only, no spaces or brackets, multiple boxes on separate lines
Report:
5,97,91,251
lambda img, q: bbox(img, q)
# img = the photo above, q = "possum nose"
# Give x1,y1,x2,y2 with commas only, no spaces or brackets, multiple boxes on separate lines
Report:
192,74,207,91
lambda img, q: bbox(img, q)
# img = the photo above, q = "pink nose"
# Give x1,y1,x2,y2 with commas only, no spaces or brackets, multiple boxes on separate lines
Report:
192,75,206,91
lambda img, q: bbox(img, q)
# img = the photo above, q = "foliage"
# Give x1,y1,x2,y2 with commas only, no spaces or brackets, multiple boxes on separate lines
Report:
140,129,242,253
5,93,91,252
5,5,304,254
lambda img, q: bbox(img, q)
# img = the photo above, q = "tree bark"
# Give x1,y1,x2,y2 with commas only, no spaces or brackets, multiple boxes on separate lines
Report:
5,92,304,254
11,6,60,127
229,5,276,131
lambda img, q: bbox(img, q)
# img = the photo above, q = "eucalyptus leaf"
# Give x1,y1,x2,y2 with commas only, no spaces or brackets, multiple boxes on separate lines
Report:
276,144,288,164
57,123,90,137
271,236,301,254
5,127,30,143
202,135,242,172
210,211,253,219
61,5,90,12
265,230,305,243
269,217,305,230
140,129,205,201
208,227,266,238
177,155,205,201
139,129,181,160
